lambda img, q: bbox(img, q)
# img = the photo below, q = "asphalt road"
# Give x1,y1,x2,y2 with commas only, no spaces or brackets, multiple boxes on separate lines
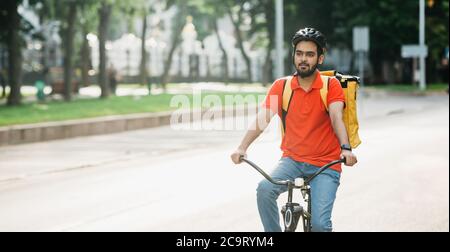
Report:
0,94,448,232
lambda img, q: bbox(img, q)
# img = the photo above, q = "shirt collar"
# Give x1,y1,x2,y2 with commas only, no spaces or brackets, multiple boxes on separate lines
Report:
291,70,323,91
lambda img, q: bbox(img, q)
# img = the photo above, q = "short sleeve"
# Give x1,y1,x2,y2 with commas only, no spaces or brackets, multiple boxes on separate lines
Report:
327,77,345,107
262,79,284,116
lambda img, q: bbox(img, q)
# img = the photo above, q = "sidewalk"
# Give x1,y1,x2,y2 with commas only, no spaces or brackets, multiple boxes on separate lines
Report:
1,83,448,147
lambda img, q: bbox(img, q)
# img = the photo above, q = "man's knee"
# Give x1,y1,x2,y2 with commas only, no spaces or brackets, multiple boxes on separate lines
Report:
256,180,277,199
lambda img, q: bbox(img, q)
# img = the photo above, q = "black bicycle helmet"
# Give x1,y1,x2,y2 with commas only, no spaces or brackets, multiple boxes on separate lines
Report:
291,27,327,54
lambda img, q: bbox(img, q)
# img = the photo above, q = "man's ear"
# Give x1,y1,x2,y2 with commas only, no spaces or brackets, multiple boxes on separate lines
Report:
318,54,325,65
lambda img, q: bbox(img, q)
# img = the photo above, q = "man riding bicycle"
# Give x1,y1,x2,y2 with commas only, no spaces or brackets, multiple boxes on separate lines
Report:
231,27,357,232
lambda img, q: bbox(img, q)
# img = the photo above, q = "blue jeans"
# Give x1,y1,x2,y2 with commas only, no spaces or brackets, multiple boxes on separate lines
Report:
256,157,341,232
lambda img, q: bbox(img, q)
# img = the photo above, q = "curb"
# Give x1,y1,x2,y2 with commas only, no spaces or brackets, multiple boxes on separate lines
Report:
0,105,259,147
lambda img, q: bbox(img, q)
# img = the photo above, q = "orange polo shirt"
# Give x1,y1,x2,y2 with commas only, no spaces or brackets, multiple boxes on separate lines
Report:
263,71,345,172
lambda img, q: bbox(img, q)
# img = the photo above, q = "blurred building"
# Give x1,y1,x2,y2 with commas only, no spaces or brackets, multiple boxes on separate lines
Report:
88,5,267,83
14,2,358,86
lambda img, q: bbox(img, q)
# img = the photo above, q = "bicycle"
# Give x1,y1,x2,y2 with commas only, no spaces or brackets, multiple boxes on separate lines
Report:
240,156,346,232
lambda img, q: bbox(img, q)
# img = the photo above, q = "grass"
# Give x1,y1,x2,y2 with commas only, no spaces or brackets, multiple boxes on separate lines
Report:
367,83,448,92
0,92,265,127
1,82,447,127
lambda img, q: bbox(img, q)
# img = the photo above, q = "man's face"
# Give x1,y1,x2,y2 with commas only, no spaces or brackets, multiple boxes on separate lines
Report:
294,41,324,78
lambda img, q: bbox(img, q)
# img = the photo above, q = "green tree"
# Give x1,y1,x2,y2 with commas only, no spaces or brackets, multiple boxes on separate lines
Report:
225,0,253,82
1,0,22,106
424,0,449,83
282,0,337,75
0,0,54,106
98,0,113,98
332,0,448,83
38,0,88,101
261,0,275,85
187,0,231,84
134,1,156,88
78,0,100,88
282,0,448,83
96,0,153,97
0,0,38,106
160,0,188,91
63,0,78,101
34,0,96,101
244,0,275,85
331,0,420,83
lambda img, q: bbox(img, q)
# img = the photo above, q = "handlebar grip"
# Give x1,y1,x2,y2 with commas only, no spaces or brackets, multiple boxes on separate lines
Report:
341,157,347,164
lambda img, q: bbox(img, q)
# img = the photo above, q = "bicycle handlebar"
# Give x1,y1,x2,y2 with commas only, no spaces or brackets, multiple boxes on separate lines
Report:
240,158,290,186
240,156,346,187
304,158,345,184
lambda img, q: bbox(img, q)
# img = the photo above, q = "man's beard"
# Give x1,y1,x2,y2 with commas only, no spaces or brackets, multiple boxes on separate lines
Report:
296,62,318,78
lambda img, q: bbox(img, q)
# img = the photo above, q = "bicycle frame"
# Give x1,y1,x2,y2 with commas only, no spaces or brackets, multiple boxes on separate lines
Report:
240,157,345,232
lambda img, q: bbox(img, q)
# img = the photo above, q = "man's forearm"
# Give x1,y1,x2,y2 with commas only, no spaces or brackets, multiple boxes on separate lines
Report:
238,109,273,151
331,117,349,146
238,127,263,151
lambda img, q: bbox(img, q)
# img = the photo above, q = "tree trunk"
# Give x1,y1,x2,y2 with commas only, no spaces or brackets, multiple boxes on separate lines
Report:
81,28,90,87
213,18,229,85
227,7,252,82
6,0,22,106
63,2,77,101
262,45,273,86
206,55,211,78
0,77,5,98
98,1,112,98
262,1,274,86
140,13,148,87
161,42,180,90
1,45,7,98
161,5,185,91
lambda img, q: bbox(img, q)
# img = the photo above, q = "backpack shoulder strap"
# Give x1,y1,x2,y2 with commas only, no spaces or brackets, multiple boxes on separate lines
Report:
282,77,293,111
281,76,294,136
320,75,330,112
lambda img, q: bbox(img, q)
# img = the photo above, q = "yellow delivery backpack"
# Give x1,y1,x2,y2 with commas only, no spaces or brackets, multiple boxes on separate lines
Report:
281,70,361,149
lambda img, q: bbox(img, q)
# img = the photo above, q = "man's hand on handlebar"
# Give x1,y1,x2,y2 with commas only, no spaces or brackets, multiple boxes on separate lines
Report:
231,148,247,164
340,150,357,166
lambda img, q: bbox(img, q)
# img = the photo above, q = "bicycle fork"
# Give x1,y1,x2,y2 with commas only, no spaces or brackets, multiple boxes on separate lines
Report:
281,182,303,232
301,186,312,232
281,182,313,232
